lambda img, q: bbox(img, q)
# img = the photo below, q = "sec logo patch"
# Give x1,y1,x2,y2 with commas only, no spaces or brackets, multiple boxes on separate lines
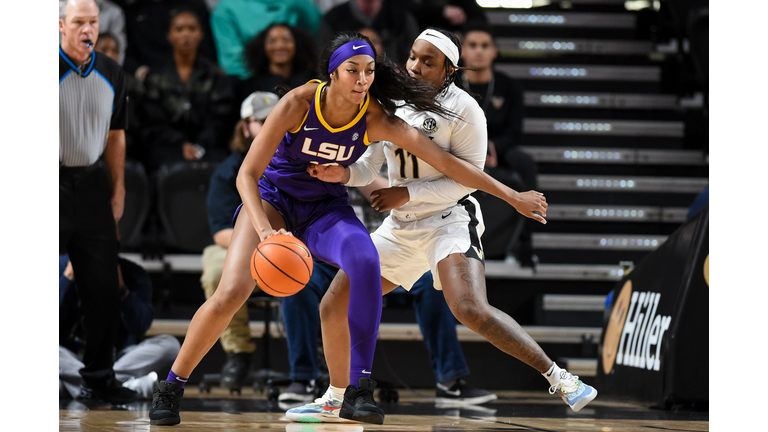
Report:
422,118,438,134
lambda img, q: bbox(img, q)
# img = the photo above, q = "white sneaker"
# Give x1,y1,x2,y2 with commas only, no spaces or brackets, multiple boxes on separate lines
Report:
286,393,353,423
548,370,597,412
122,371,158,400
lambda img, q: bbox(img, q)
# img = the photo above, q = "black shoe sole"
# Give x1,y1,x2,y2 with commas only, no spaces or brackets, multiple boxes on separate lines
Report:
149,416,180,426
339,409,384,425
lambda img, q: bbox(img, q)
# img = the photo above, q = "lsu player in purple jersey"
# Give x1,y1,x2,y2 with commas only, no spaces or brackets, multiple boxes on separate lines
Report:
302,29,596,425
149,31,547,426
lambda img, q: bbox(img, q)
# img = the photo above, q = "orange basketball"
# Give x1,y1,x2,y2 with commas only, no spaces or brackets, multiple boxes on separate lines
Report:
250,234,313,297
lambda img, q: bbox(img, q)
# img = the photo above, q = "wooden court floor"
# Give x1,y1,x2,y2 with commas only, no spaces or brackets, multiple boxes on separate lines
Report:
59,387,709,431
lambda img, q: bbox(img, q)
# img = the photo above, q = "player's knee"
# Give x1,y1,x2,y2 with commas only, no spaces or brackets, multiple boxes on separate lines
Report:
451,298,491,328
319,292,346,323
211,281,252,314
344,243,380,273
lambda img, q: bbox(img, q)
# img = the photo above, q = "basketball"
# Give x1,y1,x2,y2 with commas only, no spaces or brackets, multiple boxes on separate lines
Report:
250,234,313,297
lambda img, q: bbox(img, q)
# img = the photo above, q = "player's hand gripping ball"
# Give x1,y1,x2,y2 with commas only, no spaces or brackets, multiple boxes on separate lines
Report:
250,234,313,297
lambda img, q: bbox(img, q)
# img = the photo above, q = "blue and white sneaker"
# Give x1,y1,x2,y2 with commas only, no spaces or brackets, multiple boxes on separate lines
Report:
285,393,353,423
548,371,597,412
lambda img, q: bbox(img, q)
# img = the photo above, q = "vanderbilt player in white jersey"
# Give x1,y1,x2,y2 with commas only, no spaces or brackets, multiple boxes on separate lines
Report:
301,29,596,424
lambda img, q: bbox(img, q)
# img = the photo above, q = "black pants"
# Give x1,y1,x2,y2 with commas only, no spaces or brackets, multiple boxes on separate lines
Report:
59,163,121,388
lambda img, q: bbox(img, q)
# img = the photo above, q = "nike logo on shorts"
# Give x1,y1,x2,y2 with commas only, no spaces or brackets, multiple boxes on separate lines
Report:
362,370,372,374
442,211,452,219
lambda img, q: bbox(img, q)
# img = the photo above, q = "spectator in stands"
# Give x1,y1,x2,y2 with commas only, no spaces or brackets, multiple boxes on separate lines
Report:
210,0,322,79
201,91,280,389
95,0,126,64
60,255,181,400
460,23,539,268
404,0,487,34
124,0,217,80
140,9,235,173
95,32,120,63
318,0,420,66
238,23,317,103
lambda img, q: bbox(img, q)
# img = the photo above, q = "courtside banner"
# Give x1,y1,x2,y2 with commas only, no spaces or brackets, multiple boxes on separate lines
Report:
597,206,708,407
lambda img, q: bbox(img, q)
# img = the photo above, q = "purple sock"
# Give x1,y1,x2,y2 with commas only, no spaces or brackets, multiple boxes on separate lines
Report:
167,370,188,389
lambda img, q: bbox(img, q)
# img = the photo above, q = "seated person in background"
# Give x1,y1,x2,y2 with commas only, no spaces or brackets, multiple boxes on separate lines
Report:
210,0,322,79
201,91,280,389
59,254,181,400
238,23,318,103
124,0,218,80
140,9,235,173
460,23,539,267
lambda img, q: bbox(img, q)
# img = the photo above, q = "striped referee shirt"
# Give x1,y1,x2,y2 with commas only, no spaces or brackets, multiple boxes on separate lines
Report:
59,47,127,167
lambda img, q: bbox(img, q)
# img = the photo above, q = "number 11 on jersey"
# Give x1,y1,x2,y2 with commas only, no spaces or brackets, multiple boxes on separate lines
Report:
394,148,419,179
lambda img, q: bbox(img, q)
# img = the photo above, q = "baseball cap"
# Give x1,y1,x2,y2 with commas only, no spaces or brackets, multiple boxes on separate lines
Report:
240,91,280,121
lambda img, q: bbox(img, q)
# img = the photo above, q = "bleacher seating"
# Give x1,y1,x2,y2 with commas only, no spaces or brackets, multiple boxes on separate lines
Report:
118,160,151,251
156,161,217,254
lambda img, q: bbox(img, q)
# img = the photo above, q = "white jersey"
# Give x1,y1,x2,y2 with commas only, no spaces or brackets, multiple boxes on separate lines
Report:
345,83,488,220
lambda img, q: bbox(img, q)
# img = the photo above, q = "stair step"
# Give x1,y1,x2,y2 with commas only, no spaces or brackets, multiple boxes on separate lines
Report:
542,294,607,311
497,37,654,56
524,92,683,110
538,174,708,193
496,63,660,82
533,232,666,250
486,10,636,29
559,358,598,377
519,146,706,165
484,262,625,281
545,204,688,223
524,118,683,137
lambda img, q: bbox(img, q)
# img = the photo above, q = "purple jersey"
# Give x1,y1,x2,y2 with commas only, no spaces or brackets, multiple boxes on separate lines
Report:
262,81,372,202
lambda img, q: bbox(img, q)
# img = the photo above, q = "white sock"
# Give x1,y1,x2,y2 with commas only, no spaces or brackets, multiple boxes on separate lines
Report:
543,362,564,386
328,385,346,402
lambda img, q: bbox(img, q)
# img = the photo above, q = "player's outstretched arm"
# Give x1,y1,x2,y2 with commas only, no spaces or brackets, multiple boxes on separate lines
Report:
365,105,548,223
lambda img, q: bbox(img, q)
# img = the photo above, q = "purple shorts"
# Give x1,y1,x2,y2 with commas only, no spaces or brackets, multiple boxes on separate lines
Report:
232,177,352,246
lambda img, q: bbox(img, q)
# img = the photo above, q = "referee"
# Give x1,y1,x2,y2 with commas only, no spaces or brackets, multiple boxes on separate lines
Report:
59,0,136,404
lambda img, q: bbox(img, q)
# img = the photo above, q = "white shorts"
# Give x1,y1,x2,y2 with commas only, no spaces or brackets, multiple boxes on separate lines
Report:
371,195,485,291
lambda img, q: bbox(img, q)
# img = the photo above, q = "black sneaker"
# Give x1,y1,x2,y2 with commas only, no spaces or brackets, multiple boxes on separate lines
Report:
220,352,252,389
278,379,316,402
339,377,385,425
78,377,139,405
435,379,498,405
149,380,184,426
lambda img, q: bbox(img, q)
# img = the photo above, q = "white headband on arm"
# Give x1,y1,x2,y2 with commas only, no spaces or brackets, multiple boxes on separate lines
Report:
415,29,459,67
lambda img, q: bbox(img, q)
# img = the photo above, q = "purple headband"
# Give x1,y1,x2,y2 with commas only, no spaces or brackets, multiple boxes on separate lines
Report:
327,41,376,74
